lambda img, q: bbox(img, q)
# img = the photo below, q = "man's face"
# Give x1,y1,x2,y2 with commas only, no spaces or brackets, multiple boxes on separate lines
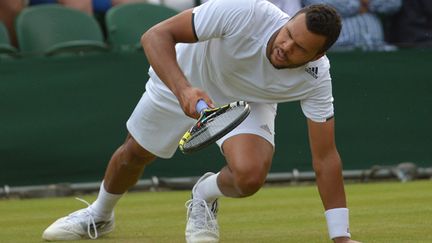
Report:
267,13,327,69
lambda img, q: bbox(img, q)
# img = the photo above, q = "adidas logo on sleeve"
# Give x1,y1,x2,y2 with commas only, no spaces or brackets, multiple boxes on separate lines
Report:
305,66,318,79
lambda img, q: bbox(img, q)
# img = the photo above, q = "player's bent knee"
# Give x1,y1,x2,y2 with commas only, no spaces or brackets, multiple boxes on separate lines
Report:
234,172,266,197
122,136,157,166
228,159,270,197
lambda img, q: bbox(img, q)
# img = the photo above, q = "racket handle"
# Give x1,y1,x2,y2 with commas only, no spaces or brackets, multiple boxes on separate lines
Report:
196,99,209,114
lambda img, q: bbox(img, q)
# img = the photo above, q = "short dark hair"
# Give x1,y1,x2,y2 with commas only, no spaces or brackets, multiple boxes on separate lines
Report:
294,4,342,53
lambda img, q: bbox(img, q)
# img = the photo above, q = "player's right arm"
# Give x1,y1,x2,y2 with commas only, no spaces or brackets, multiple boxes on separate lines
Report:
141,0,253,119
140,9,213,119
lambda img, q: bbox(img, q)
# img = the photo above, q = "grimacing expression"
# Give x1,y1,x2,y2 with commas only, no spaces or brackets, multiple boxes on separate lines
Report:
267,13,327,69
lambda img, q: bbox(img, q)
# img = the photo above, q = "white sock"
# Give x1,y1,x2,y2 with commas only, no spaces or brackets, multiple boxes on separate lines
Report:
194,173,224,203
90,181,123,219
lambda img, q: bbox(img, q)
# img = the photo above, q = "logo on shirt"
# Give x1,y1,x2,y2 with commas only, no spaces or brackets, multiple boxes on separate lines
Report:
305,66,318,79
260,124,272,135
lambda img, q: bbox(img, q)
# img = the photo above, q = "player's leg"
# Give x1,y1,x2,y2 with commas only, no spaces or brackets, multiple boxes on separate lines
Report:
86,133,156,224
42,133,157,241
103,133,156,194
194,102,276,200
186,103,276,243
43,81,196,241
217,133,274,197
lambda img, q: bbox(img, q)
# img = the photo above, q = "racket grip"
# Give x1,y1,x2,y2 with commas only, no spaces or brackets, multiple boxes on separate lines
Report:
196,99,209,114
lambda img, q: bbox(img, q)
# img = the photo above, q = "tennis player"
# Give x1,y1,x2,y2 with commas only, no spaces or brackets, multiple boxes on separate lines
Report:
42,0,360,242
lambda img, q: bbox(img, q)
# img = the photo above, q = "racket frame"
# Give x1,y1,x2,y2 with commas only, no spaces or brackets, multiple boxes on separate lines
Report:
179,101,250,154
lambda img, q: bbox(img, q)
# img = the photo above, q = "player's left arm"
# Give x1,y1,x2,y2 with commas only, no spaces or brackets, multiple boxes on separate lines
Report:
307,117,346,210
307,118,361,243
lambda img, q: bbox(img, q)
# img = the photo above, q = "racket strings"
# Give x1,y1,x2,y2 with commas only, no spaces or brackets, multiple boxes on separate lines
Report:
183,107,244,149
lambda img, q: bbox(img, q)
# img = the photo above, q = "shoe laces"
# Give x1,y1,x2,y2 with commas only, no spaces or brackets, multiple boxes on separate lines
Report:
185,198,218,232
73,197,98,240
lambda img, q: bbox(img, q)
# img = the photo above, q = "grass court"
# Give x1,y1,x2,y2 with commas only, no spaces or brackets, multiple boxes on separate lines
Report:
0,180,431,242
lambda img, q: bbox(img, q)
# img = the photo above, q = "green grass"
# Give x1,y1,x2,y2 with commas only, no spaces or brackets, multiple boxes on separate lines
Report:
0,180,431,243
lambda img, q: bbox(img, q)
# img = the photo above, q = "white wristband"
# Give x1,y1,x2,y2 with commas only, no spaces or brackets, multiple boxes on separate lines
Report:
325,208,351,239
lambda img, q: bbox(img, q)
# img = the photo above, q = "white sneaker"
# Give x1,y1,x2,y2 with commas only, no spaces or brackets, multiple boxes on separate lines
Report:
185,172,219,243
42,198,114,241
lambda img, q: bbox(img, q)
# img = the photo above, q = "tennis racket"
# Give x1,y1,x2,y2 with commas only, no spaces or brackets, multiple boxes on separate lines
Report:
179,100,250,154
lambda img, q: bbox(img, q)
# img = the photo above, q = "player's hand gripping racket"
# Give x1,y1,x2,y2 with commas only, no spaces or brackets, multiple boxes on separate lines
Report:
179,100,250,154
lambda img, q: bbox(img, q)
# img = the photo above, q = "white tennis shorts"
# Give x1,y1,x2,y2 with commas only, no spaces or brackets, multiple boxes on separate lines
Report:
126,79,276,158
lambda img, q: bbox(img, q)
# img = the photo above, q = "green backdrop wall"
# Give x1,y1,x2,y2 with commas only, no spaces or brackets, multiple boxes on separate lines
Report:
1,49,431,186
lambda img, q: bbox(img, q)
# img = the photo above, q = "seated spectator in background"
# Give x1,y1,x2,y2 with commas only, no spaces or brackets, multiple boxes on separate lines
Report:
0,0,26,47
267,0,302,17
0,0,158,48
92,0,194,37
93,0,150,14
387,0,432,48
94,0,196,13
303,0,402,51
29,0,93,15
0,0,94,47
201,0,302,17
147,0,195,11
30,0,145,15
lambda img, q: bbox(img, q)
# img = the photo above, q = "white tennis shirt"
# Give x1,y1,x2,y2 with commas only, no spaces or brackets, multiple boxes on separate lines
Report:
148,0,334,122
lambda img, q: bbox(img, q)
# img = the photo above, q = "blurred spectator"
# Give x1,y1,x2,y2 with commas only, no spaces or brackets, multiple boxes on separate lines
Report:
57,0,93,15
303,0,402,51
267,0,302,17
201,0,302,17
30,0,153,15
0,0,26,47
387,0,432,47
0,0,95,47
147,0,195,12
93,0,149,14
29,0,93,15
93,0,195,16
0,0,155,48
